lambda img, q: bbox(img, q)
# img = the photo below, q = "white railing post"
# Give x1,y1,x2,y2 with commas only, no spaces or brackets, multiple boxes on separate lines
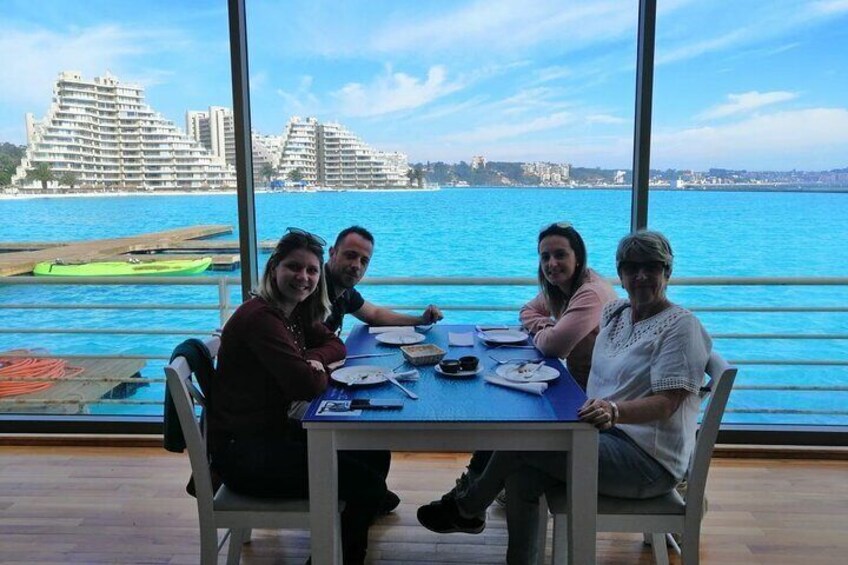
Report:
217,277,231,327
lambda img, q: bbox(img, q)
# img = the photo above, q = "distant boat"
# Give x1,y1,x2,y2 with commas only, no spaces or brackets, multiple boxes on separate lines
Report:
33,258,213,277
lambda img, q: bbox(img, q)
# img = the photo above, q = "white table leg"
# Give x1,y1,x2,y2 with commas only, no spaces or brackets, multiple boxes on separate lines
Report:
308,429,340,564
567,429,598,564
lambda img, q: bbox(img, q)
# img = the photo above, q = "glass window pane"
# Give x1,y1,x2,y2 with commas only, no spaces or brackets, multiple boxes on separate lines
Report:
247,1,636,327
651,2,848,427
0,1,235,419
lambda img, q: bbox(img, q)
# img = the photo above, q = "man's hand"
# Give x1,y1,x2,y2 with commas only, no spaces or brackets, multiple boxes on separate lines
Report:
307,359,326,373
420,304,444,324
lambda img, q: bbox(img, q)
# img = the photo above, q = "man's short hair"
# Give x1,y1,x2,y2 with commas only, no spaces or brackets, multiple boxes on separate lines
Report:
334,225,375,247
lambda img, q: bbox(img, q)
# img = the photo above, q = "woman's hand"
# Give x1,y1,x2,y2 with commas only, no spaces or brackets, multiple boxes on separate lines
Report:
578,398,616,430
307,359,326,373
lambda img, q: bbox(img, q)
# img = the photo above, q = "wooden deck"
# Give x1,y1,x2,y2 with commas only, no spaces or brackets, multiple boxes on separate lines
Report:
0,225,232,276
0,357,146,414
0,447,845,564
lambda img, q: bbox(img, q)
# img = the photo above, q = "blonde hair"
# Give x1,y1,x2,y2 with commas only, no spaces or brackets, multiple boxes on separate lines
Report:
257,232,331,323
615,230,674,276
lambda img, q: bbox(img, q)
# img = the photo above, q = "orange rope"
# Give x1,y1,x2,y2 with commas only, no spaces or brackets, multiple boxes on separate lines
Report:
0,350,85,397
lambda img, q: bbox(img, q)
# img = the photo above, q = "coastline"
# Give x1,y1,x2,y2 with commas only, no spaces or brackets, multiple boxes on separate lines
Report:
0,186,442,201
2,184,846,201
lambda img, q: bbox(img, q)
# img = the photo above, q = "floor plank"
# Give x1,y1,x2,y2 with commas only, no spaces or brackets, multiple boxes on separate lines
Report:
0,447,846,564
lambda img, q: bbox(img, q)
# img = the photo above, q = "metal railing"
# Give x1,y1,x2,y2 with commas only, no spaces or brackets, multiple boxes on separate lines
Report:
1,275,847,421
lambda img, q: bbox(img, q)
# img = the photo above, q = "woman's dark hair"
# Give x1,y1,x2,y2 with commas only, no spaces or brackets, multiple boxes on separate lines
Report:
537,222,589,318
257,231,330,324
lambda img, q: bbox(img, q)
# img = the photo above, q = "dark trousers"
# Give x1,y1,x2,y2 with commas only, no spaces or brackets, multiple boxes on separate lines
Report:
211,435,388,565
468,450,493,475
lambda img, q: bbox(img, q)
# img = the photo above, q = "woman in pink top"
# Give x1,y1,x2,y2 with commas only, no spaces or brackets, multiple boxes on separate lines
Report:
415,223,617,526
519,221,618,389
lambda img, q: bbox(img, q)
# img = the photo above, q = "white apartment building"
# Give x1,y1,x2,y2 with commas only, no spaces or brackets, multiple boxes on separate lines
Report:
186,106,236,166
276,117,409,188
278,117,320,183
521,161,571,186
13,72,235,191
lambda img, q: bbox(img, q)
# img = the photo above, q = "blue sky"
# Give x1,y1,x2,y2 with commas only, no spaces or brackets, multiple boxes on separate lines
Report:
2,0,847,170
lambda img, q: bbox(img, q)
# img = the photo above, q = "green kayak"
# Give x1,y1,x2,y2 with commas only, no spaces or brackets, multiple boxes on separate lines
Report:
33,258,213,276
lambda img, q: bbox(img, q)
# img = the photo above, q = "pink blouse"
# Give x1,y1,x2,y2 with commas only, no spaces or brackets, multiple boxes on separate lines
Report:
519,269,618,388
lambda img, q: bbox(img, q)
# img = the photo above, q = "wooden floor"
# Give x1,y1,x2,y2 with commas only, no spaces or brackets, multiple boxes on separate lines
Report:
0,447,846,564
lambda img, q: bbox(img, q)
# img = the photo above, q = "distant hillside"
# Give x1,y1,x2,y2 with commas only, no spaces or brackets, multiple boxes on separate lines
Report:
417,161,629,186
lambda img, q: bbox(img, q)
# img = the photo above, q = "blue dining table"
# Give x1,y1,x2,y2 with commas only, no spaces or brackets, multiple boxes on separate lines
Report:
303,323,599,564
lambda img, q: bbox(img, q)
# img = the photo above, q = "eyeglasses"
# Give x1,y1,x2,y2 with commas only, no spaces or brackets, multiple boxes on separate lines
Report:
618,260,666,276
286,227,326,246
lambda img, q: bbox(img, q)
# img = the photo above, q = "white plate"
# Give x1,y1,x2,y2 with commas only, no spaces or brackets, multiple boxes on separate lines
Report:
434,364,484,378
331,365,389,386
375,331,426,345
479,329,529,344
496,363,560,383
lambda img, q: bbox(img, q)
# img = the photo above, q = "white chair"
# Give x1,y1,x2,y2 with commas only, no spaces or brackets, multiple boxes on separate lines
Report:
541,351,737,565
165,336,342,564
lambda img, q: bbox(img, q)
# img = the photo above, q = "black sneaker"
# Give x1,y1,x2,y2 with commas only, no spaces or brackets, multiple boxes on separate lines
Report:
417,498,485,534
379,489,401,515
438,471,474,503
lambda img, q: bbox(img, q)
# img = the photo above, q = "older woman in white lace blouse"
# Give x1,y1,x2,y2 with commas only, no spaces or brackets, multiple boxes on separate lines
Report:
416,230,713,564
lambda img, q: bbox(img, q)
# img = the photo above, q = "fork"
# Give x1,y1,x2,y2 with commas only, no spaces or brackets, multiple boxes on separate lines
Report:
385,374,419,399
517,362,545,379
488,355,543,366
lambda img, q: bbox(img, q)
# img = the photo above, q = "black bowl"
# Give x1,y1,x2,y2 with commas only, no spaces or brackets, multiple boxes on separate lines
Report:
459,355,479,371
439,359,461,374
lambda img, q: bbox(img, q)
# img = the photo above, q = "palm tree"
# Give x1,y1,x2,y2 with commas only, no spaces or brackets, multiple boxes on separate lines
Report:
58,171,80,190
406,167,415,187
27,162,54,190
413,165,425,189
288,168,304,183
260,162,275,186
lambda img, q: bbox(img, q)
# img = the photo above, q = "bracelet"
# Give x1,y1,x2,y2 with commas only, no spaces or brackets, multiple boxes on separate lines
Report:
608,401,619,427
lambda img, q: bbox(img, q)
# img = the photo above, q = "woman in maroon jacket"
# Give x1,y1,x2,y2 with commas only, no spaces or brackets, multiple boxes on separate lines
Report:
209,228,387,565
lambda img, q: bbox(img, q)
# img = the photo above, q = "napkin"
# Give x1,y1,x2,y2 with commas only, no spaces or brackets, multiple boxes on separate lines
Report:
390,369,420,381
448,332,475,346
369,326,416,334
484,374,548,395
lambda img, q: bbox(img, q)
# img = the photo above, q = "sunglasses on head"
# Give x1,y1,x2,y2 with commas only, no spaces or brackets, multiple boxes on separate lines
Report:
286,227,326,246
541,221,573,232
618,260,667,276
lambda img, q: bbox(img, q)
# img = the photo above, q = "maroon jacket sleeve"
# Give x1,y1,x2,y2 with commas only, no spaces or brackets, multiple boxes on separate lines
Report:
303,319,346,367
243,305,330,400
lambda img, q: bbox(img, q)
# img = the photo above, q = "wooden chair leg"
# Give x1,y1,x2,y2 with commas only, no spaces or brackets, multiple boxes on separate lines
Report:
680,529,700,565
551,514,569,565
650,533,670,565
225,528,249,565
199,523,219,565
536,495,550,565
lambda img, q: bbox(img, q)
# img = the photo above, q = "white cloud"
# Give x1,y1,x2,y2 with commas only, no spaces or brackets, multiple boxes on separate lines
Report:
276,75,323,116
535,66,573,84
653,107,848,169
331,66,464,118
813,0,848,14
441,111,576,144
0,24,189,107
368,0,636,57
696,91,799,120
586,114,627,125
